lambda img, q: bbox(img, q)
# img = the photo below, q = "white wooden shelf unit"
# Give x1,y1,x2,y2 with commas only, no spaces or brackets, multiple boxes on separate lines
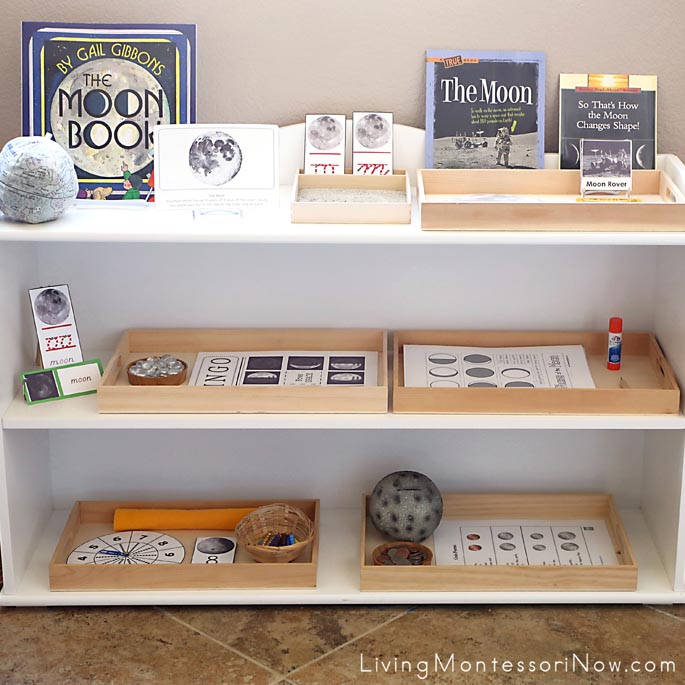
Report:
1,125,685,606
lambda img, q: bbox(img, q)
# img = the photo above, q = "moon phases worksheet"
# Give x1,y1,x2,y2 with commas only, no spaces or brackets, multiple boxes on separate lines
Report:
403,344,595,389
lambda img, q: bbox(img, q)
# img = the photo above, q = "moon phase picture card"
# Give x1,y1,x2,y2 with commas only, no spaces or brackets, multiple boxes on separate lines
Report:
304,114,346,174
352,112,393,175
154,124,279,211
29,284,83,368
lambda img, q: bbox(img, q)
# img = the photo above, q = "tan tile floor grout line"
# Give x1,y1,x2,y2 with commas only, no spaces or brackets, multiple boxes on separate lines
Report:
284,607,416,680
646,604,685,625
154,607,287,682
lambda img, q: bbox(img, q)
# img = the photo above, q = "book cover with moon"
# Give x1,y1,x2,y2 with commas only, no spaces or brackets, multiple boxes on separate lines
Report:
425,50,545,169
21,22,196,200
559,74,657,170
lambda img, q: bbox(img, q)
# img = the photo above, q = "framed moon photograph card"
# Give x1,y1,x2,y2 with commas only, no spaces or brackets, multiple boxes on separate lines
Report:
29,284,83,368
154,124,279,210
304,114,346,174
352,112,393,175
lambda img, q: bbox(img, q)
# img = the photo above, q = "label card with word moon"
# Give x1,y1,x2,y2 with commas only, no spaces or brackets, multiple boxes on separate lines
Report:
352,112,393,175
21,359,103,405
155,124,279,211
304,114,347,175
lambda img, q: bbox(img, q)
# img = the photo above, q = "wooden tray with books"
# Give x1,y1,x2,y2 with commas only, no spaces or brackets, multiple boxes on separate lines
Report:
418,164,685,231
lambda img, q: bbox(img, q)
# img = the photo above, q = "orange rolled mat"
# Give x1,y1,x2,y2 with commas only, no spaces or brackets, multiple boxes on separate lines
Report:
113,508,256,532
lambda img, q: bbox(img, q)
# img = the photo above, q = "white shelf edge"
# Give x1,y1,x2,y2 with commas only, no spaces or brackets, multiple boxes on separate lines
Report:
3,391,683,431
2,185,685,247
1,507,681,606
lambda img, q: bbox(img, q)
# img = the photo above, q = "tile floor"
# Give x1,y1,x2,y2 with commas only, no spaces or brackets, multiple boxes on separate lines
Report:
1,600,685,683
2,555,684,684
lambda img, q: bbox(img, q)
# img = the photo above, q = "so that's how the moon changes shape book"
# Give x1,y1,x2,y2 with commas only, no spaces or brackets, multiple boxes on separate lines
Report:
21,22,196,200
425,49,546,170
559,73,657,170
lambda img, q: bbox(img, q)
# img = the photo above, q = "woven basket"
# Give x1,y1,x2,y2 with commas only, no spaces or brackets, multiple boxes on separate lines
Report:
236,503,314,563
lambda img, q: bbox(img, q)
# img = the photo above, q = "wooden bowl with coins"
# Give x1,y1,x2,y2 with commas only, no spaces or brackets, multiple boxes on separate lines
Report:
126,356,188,386
372,541,433,567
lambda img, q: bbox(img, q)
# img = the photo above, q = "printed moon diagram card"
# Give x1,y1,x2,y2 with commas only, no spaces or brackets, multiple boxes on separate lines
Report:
189,351,378,387
352,112,393,175
22,22,196,201
559,73,656,170
403,345,595,389
154,124,279,210
581,139,632,196
304,114,346,174
29,284,83,368
425,49,545,169
433,519,618,566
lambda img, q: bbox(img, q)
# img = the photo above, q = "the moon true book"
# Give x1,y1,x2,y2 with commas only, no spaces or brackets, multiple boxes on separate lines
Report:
425,50,545,169
21,22,196,200
559,74,657,170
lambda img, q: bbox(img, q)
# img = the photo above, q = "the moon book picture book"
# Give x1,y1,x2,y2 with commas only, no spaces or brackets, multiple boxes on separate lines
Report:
559,73,657,171
21,22,197,201
425,50,545,170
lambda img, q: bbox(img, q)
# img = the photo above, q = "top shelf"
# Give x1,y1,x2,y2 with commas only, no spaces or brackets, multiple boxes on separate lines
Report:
2,120,684,245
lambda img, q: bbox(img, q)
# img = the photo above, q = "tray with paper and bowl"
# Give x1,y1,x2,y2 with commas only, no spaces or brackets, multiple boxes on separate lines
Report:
393,330,679,415
417,160,685,231
360,493,637,592
98,328,388,413
49,499,320,591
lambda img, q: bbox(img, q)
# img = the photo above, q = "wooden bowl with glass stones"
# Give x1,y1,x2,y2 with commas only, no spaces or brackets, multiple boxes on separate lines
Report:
126,355,188,386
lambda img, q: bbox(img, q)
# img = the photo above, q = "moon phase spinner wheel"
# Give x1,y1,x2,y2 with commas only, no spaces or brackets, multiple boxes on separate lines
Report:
67,531,185,565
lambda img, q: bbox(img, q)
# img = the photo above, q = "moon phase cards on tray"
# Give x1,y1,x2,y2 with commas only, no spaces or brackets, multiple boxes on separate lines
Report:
189,351,378,387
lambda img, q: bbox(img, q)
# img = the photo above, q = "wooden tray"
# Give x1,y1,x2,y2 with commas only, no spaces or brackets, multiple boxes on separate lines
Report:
98,328,388,413
361,493,637,591
50,499,320,591
418,168,685,231
291,170,411,224
393,330,679,415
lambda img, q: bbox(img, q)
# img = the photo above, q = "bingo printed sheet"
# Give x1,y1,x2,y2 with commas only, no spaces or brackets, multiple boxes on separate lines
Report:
189,351,378,387
402,345,595,389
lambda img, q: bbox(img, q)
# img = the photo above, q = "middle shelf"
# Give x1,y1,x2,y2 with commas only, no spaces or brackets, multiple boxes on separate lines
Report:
4,390,684,430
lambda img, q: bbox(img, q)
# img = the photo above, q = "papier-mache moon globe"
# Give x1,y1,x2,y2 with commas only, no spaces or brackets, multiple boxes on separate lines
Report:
369,470,443,542
0,136,78,224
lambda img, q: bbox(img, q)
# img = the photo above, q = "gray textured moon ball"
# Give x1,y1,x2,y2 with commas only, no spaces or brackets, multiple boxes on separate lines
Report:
34,288,71,325
356,114,391,149
308,116,343,151
189,132,242,186
370,471,443,542
0,136,78,223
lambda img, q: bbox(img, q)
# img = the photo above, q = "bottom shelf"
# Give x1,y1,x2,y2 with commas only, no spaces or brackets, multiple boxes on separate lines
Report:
1,507,681,606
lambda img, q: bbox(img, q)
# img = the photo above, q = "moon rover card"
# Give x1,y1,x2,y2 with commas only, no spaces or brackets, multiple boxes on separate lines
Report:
154,124,279,210
352,112,393,175
29,284,83,368
304,114,346,174
580,139,632,197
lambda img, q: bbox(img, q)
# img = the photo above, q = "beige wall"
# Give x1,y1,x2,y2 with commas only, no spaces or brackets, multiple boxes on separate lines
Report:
1,0,683,158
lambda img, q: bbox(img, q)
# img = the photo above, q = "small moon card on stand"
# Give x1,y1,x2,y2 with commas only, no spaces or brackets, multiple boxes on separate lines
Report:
154,124,279,211
304,114,346,174
29,284,83,368
192,536,237,564
580,139,632,198
352,112,393,175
